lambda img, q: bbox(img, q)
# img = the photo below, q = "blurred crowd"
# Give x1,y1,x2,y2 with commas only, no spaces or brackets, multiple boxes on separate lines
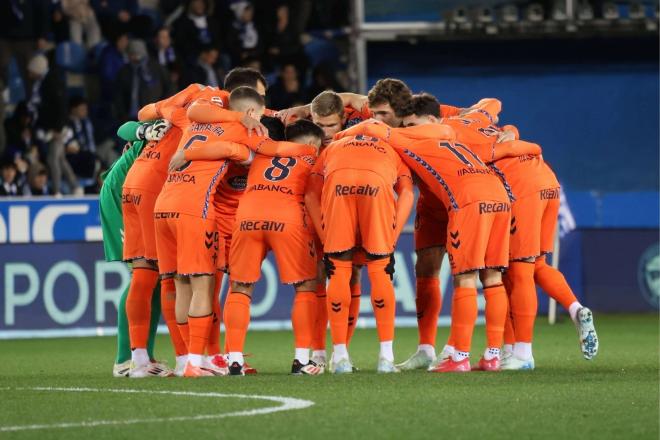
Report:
0,0,349,196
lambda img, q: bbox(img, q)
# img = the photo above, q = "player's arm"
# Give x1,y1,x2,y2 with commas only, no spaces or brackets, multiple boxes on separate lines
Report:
440,104,462,117
246,137,317,157
169,141,253,172
492,140,542,161
187,99,267,137
138,83,202,121
393,164,414,243
334,119,390,141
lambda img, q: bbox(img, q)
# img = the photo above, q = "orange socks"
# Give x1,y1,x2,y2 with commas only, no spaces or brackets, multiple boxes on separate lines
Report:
483,284,508,349
534,258,578,310
207,271,223,355
326,259,352,345
177,322,190,349
311,282,328,351
449,287,478,353
126,267,159,349
160,277,188,356
508,261,537,343
292,291,316,351
188,314,213,356
346,282,361,345
415,277,441,346
223,292,251,353
367,259,395,342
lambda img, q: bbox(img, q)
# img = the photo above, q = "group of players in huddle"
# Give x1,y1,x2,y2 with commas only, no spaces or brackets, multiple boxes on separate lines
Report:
100,67,599,377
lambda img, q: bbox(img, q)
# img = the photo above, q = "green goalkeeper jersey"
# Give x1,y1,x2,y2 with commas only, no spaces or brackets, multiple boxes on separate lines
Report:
99,122,147,262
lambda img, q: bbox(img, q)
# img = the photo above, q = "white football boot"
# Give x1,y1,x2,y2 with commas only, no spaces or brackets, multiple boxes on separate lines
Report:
112,360,131,378
377,357,401,373
575,307,599,360
396,349,435,371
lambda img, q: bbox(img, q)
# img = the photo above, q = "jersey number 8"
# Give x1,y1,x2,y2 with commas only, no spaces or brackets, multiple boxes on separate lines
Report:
264,157,297,182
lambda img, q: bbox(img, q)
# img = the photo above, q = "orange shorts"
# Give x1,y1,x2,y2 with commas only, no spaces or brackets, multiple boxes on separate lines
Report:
509,188,560,261
122,187,159,261
322,169,396,256
447,200,511,275
215,212,236,271
314,234,367,267
229,219,317,284
414,197,448,251
154,212,219,276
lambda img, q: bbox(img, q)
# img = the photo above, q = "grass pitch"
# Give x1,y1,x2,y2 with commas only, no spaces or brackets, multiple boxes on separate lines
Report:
1,314,658,439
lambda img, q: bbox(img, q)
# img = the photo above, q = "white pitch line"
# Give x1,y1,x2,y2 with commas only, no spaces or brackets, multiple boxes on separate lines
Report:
0,387,314,432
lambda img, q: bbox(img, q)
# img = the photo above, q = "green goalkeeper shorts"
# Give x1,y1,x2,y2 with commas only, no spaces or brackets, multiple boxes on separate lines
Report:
100,181,124,262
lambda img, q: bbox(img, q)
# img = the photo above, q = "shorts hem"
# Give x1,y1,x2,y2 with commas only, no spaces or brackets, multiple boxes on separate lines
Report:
123,256,158,263
510,253,542,262
324,246,357,255
414,244,446,252
284,277,317,286
362,249,393,257
452,265,507,275
177,271,215,277
160,271,176,277
230,278,259,285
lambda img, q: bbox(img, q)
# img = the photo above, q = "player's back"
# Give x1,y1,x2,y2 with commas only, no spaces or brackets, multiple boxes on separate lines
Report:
321,135,402,185
237,153,315,225
214,162,249,217
402,137,508,210
155,120,248,219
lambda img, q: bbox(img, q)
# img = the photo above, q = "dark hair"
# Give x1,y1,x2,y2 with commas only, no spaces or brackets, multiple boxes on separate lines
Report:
260,116,285,141
405,93,441,118
224,67,267,92
69,96,87,109
0,160,16,170
367,78,413,117
285,119,325,143
229,86,265,107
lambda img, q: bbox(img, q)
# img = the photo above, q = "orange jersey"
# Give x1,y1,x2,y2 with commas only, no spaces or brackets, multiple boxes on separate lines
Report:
213,162,249,218
312,135,411,187
154,121,252,219
237,152,316,225
490,155,560,200
124,87,229,192
336,121,508,210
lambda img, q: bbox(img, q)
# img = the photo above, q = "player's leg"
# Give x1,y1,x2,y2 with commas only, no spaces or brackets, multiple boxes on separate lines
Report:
477,268,508,371
147,281,160,361
154,213,189,375
399,245,446,371
223,224,267,375
346,260,363,346
178,215,220,377
113,277,132,376
536,195,598,359
354,173,401,373
430,271,478,373
311,258,328,367
270,223,319,374
502,275,515,359
321,169,360,373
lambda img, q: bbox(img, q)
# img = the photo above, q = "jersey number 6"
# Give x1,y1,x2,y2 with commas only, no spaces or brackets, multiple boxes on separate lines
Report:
177,134,208,172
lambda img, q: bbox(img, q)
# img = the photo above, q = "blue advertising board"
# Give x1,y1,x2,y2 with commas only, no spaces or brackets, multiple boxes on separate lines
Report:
0,197,656,339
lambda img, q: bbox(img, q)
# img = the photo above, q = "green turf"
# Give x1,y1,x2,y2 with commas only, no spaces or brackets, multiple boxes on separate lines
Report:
1,314,658,439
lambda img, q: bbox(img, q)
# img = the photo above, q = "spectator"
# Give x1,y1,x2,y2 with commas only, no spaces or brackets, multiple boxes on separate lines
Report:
4,101,36,159
99,29,129,101
64,96,98,180
305,61,344,101
114,39,172,122
267,62,305,110
50,0,71,43
29,167,52,195
0,0,51,156
61,0,102,49
151,27,177,68
172,0,221,63
226,0,261,64
0,160,30,196
183,44,223,87
265,3,305,71
27,54,82,195
150,27,182,87
91,0,138,36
